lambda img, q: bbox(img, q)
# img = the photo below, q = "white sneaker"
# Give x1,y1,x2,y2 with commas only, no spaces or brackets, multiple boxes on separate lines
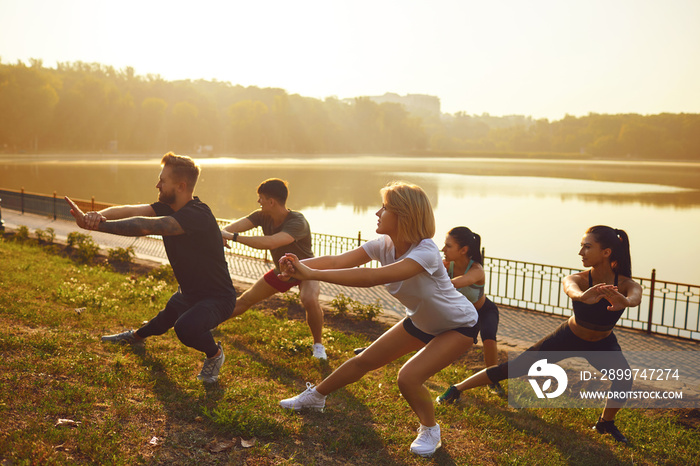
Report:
312,343,327,359
279,382,326,412
410,424,441,457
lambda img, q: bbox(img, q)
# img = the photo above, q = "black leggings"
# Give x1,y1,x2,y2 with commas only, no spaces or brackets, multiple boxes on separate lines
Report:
136,290,235,357
475,297,499,343
486,321,632,405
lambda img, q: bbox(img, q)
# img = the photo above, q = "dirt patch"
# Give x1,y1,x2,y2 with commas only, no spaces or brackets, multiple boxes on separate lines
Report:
662,408,700,430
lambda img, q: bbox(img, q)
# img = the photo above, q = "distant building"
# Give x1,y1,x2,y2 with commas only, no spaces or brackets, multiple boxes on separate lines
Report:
343,93,441,118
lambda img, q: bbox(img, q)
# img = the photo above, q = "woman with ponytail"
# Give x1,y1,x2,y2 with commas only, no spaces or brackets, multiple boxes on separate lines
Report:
436,225,642,444
438,226,504,396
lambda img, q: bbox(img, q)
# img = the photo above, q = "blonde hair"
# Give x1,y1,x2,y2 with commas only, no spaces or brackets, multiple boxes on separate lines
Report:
161,152,200,190
380,181,435,244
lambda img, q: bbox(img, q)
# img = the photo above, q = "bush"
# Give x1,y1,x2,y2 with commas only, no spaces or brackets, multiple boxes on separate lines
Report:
35,227,55,244
66,232,99,264
281,291,301,307
352,300,382,321
147,264,177,285
107,246,135,266
330,293,382,321
330,293,352,316
15,225,30,242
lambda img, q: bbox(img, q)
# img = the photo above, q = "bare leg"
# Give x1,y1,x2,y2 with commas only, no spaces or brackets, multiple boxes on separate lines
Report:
601,405,621,421
398,331,473,426
454,367,495,392
230,277,277,319
482,339,499,367
299,280,324,344
315,320,423,396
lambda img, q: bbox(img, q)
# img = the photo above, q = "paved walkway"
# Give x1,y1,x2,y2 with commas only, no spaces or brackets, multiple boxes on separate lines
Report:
3,209,698,395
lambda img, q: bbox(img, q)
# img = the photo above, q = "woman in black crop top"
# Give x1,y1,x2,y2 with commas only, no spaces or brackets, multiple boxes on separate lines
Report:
436,225,642,443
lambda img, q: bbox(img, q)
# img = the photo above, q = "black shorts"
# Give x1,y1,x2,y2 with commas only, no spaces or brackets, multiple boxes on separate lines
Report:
403,317,479,344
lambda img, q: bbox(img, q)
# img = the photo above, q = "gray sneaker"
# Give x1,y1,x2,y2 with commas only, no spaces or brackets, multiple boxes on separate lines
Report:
101,330,143,345
197,342,225,383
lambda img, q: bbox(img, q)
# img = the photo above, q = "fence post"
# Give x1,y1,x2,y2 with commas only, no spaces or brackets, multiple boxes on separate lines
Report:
358,231,362,247
53,191,57,220
647,268,656,334
21,187,25,214
91,196,95,212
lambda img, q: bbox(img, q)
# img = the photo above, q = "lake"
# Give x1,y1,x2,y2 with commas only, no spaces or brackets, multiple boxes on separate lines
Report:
2,154,699,284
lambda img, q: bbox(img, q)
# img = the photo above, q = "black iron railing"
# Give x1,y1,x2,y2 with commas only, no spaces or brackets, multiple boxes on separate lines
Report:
2,187,698,341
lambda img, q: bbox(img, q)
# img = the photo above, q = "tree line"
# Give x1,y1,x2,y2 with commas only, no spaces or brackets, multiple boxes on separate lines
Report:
1,59,699,161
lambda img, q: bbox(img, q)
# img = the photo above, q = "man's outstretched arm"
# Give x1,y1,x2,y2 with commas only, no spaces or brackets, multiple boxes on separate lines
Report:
66,196,184,237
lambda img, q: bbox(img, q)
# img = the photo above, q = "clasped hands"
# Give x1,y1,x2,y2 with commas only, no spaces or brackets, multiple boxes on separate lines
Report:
580,283,630,311
64,196,105,230
278,253,311,281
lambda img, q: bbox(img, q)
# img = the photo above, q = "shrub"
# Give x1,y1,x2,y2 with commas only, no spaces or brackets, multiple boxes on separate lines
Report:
35,227,55,244
15,225,30,242
66,232,99,264
330,293,353,316
281,291,301,307
67,231,87,248
352,300,382,321
107,246,135,266
331,293,382,321
147,264,177,285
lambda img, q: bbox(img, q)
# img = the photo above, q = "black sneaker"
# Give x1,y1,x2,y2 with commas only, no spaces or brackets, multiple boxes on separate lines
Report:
593,417,628,443
488,382,506,397
353,347,366,355
436,385,461,404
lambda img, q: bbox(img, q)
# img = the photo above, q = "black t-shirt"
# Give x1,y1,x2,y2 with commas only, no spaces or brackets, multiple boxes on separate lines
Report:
151,197,235,300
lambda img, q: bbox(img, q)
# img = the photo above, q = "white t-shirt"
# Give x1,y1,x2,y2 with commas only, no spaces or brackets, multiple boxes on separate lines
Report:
362,236,478,335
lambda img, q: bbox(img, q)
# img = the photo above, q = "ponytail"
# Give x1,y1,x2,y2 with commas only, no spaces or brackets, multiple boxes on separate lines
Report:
448,226,483,265
586,225,632,276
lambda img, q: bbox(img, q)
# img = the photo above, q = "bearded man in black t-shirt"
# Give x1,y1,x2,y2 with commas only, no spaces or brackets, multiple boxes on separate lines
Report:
65,152,236,383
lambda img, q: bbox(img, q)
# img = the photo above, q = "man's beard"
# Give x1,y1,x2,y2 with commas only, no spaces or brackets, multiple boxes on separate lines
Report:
158,190,176,205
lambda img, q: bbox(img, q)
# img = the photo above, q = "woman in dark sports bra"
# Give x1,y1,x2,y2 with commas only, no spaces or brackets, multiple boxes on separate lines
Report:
436,225,642,443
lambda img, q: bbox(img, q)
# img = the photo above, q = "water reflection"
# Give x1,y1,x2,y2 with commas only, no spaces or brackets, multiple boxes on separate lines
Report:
2,155,699,283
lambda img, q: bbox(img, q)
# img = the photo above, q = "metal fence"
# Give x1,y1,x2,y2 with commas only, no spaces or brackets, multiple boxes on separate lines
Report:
482,257,699,342
2,188,698,342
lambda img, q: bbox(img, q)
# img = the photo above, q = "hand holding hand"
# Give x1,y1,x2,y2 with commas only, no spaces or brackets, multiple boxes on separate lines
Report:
278,253,312,281
578,283,607,304
598,285,630,311
83,211,106,230
64,197,87,229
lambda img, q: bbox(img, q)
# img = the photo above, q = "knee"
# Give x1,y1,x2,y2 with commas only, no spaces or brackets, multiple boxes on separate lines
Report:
486,363,508,383
396,366,426,392
613,377,633,393
233,293,254,314
173,321,195,346
301,295,322,315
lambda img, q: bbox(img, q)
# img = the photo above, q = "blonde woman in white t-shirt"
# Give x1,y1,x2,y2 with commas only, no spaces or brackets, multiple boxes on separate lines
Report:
277,181,478,458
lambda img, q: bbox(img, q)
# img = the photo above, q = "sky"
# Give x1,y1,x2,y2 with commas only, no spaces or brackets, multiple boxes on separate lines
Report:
1,0,699,120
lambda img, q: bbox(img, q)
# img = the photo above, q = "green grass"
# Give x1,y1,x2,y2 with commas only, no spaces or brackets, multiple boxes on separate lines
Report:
0,237,698,465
